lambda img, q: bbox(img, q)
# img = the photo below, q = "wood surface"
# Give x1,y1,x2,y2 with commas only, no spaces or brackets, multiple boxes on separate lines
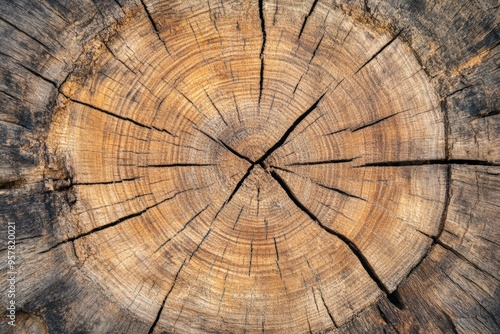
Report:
0,0,498,333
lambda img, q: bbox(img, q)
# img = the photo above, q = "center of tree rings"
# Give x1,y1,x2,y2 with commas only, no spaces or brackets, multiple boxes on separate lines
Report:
48,2,446,332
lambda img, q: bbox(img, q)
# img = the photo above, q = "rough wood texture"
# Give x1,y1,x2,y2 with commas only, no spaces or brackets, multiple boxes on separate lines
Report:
0,0,498,333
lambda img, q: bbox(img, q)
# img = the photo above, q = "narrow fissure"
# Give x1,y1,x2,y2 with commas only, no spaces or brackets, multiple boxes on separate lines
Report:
61,94,176,134
195,127,253,164
256,93,326,165
226,165,254,205
298,0,320,40
137,163,216,168
155,205,211,253
140,0,171,56
147,260,187,334
351,112,401,132
40,187,204,253
269,170,390,294
205,90,229,126
287,157,358,166
258,0,267,109
358,159,500,167
354,30,402,75
318,287,338,327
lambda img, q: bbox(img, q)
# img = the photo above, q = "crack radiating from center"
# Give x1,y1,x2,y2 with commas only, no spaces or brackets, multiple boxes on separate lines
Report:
269,169,390,295
256,93,326,166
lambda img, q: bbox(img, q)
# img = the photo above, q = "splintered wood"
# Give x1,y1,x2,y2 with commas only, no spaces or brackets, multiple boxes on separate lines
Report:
45,0,446,332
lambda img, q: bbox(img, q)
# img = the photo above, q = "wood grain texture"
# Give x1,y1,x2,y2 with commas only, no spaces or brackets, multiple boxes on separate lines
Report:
0,0,498,333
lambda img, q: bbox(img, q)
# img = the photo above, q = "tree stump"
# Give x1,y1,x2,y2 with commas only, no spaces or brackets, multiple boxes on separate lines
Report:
0,0,498,333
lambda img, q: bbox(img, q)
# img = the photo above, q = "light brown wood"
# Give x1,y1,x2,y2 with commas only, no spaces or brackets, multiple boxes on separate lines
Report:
0,0,498,333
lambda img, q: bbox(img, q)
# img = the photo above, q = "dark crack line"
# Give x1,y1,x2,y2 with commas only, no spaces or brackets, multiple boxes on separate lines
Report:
357,159,500,167
256,93,326,165
256,186,261,216
269,170,390,294
249,237,254,276
292,34,324,99
284,113,324,145
140,0,171,56
275,166,365,201
0,88,18,101
258,0,266,109
315,182,366,201
217,269,229,315
274,237,283,279
311,287,320,312
435,238,498,282
318,287,338,327
189,22,210,68
195,127,253,164
39,187,203,254
137,163,216,168
205,90,229,126
155,205,211,253
318,200,354,222
441,309,459,334
233,207,244,231
377,305,401,334
176,89,208,119
61,94,174,135
308,34,324,64
73,177,140,186
287,157,358,166
104,43,137,74
478,109,500,118
147,259,186,334
190,228,212,260
351,112,401,132
298,0,320,40
0,17,60,60
220,207,244,261
227,165,254,205
232,91,242,123
324,127,350,136
354,29,402,75
19,63,58,88
264,218,269,239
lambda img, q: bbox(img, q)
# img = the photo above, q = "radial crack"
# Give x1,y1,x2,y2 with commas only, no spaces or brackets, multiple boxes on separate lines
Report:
249,237,254,276
274,237,283,279
205,90,229,126
269,170,390,293
358,159,500,167
140,0,171,56
19,63,57,88
40,187,203,253
315,182,366,201
190,229,212,260
298,0,320,40
138,163,216,168
195,127,253,164
155,205,211,252
287,157,358,166
318,287,338,327
256,93,326,164
227,165,254,205
61,94,175,134
354,30,402,75
147,259,186,334
258,0,266,109
351,112,401,132
73,177,140,186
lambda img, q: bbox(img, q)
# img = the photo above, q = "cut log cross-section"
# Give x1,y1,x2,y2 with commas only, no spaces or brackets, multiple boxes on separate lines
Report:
0,0,498,333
